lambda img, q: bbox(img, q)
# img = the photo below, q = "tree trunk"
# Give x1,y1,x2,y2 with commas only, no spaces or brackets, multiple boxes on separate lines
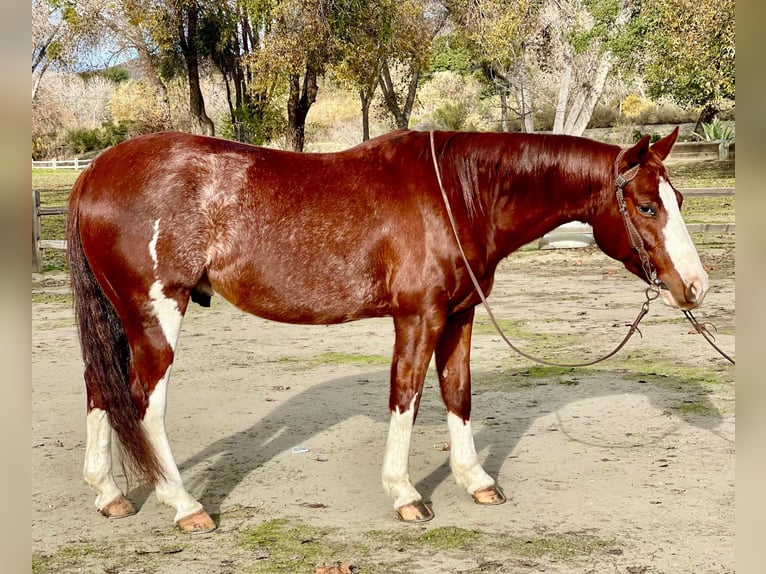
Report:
287,65,318,152
553,61,572,134
499,88,509,132
568,53,613,136
177,3,215,136
134,40,172,128
694,102,719,136
378,59,419,130
361,90,372,141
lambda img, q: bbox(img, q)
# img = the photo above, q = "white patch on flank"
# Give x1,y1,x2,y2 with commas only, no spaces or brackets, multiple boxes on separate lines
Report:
381,394,422,509
658,179,709,304
143,366,203,522
83,408,124,511
147,218,183,349
149,281,183,350
149,218,161,270
447,412,495,493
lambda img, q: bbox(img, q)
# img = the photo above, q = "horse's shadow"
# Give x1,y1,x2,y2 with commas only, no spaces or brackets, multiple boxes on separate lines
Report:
133,366,729,517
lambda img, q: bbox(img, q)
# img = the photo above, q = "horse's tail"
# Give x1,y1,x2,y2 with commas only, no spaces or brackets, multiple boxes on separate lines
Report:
66,172,165,485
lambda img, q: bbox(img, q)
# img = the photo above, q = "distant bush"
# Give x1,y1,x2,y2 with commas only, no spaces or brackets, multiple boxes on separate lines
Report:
587,105,620,129
628,101,697,126
64,121,131,155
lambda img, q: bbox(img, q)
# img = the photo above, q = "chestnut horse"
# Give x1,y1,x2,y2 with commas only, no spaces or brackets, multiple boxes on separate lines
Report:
66,128,707,532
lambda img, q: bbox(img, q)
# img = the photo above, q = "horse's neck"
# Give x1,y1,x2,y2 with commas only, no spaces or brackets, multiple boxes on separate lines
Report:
478,137,613,258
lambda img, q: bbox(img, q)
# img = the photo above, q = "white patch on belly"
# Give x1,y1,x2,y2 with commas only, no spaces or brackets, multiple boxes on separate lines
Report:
659,179,708,290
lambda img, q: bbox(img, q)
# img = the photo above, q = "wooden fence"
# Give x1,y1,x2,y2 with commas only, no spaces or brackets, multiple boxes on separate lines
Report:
32,187,736,272
32,158,93,170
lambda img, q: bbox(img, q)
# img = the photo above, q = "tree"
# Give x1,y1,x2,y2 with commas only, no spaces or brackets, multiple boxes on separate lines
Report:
331,0,397,141
253,0,338,151
453,0,541,132
548,0,639,136
171,0,216,135
377,0,444,130
640,0,734,128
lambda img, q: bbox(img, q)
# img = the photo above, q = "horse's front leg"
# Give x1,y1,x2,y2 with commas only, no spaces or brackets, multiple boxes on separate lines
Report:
382,307,446,522
435,308,506,506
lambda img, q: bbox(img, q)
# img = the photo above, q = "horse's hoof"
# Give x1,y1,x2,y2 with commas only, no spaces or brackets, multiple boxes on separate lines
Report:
472,485,506,505
100,495,136,519
176,510,217,534
396,501,434,523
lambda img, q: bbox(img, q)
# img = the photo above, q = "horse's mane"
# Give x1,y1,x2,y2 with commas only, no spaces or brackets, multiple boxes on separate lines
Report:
440,132,616,223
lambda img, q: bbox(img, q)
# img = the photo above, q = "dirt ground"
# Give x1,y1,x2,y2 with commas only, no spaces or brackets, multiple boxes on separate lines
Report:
32,237,735,574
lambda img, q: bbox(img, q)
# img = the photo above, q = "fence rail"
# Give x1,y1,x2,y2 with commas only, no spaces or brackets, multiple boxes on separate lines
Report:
32,158,92,170
32,187,736,271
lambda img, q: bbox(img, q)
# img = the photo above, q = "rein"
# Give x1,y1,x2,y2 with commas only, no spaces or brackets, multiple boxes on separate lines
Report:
428,131,734,368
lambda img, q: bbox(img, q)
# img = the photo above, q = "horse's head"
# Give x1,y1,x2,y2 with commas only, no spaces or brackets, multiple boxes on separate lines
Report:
592,128,708,310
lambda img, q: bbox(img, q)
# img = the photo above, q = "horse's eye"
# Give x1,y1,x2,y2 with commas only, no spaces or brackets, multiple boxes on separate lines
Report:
637,205,657,217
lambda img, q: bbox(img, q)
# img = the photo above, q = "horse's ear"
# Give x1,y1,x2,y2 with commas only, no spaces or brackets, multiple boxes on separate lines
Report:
650,126,679,160
620,134,651,169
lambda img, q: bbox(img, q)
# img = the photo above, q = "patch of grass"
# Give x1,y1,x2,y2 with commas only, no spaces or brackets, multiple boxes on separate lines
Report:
32,292,73,306
365,526,617,562
313,352,389,366
502,532,615,560
238,518,351,574
32,544,96,574
681,195,734,224
666,160,735,189
672,401,719,417
609,354,733,387
419,526,482,549
276,351,389,369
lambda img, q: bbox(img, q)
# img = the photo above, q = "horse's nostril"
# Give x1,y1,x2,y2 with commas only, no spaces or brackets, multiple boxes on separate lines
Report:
687,280,705,305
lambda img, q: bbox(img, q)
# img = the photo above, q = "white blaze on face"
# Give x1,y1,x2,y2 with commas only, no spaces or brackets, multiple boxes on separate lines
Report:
658,179,709,306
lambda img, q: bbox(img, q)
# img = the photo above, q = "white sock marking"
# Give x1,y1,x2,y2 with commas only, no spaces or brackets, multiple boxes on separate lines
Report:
144,366,203,522
447,412,495,493
83,408,124,510
381,394,421,508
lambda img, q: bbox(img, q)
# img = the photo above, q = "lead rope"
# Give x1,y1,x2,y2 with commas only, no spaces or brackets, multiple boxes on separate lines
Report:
429,131,656,368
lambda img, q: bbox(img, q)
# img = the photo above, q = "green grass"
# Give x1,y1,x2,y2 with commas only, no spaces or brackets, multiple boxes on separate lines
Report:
681,195,734,223
238,518,347,574
666,159,735,189
365,525,616,561
32,544,96,574
33,169,79,272
276,351,390,370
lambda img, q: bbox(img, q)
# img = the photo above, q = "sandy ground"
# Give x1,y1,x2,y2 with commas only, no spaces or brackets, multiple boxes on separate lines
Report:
32,240,735,573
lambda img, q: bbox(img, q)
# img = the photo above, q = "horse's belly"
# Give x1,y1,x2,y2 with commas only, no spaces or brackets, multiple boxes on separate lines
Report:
209,266,390,325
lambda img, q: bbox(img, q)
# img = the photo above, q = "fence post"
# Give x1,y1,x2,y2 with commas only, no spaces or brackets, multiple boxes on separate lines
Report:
32,189,42,272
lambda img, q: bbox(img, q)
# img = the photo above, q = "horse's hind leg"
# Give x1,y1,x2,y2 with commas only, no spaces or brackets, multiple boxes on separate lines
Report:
121,287,216,533
435,309,505,505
